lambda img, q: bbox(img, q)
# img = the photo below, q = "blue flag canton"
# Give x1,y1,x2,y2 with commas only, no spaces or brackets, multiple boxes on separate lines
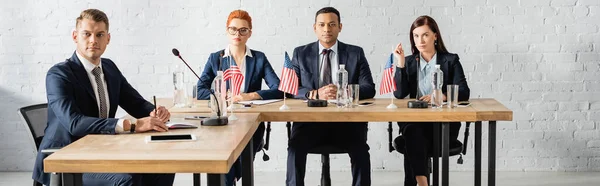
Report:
385,53,394,69
283,52,293,68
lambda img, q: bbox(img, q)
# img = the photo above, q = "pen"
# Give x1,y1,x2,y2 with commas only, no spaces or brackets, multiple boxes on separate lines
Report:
153,96,157,116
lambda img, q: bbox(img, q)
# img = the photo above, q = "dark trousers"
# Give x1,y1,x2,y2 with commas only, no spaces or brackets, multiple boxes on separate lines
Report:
82,173,175,186
398,122,460,186
286,122,371,186
225,122,266,186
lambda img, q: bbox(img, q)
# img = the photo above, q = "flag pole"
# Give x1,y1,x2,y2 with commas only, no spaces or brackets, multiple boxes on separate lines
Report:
279,91,290,110
228,54,238,120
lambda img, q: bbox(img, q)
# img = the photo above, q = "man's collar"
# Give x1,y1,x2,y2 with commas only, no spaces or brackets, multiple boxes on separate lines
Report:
76,50,102,73
318,40,339,54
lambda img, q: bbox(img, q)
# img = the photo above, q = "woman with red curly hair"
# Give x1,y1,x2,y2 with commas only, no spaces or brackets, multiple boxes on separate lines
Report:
196,10,282,186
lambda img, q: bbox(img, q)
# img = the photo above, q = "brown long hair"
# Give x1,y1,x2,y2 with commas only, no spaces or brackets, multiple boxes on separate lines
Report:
409,15,448,55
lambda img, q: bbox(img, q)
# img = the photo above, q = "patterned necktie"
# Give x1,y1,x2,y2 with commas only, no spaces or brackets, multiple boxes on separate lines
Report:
91,67,108,118
321,49,332,85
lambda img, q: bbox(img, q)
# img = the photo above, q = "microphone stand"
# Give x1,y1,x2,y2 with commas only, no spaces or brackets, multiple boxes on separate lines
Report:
172,48,228,126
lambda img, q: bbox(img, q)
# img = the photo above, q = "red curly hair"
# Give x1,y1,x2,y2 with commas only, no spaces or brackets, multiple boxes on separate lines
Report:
226,10,252,29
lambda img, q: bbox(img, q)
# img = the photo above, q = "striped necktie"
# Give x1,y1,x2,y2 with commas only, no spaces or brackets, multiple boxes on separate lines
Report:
91,67,108,118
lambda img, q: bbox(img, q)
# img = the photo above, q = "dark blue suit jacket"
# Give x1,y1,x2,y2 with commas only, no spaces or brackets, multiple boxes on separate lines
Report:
291,41,376,100
33,52,155,185
196,49,282,100
393,52,470,101
393,52,470,138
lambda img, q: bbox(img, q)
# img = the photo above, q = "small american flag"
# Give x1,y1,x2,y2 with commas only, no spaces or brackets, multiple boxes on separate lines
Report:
379,53,396,95
278,52,298,95
223,62,244,96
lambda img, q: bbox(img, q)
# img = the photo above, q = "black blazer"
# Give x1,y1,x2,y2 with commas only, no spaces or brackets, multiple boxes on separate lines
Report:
33,52,155,185
393,52,470,101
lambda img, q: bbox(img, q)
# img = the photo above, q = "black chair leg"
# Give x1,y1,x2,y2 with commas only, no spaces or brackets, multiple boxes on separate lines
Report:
321,154,331,186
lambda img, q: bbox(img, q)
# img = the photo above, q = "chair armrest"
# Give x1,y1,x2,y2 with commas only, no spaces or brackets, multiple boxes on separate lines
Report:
41,147,62,155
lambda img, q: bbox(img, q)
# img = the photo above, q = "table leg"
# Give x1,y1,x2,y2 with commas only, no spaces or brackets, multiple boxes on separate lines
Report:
194,173,201,186
442,122,450,186
242,137,254,186
475,121,482,186
488,121,497,186
61,173,82,186
207,174,225,186
432,122,440,186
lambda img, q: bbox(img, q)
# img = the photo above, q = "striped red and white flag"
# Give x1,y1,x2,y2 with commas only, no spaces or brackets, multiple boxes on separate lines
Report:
380,53,396,95
278,51,298,95
223,63,244,96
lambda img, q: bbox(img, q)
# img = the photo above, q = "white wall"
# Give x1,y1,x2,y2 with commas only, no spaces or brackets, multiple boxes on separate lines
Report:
1,0,599,172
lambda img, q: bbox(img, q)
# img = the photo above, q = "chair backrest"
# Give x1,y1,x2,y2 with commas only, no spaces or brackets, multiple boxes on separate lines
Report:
18,103,48,150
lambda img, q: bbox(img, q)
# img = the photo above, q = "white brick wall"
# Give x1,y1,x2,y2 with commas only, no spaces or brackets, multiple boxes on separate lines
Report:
1,0,599,173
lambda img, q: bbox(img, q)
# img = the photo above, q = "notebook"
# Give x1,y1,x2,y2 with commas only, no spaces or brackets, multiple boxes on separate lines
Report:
166,122,198,129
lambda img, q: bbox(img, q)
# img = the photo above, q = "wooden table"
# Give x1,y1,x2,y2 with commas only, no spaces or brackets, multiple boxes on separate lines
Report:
46,98,511,186
168,98,512,186
44,113,261,186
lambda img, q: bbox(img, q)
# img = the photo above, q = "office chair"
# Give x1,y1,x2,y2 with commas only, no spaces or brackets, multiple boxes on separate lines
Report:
387,122,471,185
18,103,61,186
285,122,353,186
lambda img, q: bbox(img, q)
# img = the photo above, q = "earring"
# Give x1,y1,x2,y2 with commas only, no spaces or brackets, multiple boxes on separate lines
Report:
435,40,438,45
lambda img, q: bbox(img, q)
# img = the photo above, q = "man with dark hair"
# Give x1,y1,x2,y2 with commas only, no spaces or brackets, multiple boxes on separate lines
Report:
32,9,175,186
287,6,375,186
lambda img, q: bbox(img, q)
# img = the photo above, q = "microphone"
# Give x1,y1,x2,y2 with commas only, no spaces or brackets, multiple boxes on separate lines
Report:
172,48,201,80
408,52,428,108
172,48,228,126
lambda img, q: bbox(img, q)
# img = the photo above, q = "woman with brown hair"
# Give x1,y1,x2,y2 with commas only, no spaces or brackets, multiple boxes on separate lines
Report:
392,15,470,186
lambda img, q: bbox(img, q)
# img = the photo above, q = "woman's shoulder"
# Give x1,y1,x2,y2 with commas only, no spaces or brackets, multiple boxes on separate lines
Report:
249,49,266,58
209,49,226,58
438,52,460,62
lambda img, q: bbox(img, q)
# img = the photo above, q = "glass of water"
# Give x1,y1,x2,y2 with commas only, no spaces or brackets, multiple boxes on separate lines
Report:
447,84,459,108
348,84,360,108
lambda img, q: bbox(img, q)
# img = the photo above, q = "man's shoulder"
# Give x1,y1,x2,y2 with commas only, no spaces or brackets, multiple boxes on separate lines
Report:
47,59,73,75
339,41,364,53
293,42,317,53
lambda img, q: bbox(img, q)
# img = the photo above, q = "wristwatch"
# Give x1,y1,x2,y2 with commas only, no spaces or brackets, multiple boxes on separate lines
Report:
129,119,136,133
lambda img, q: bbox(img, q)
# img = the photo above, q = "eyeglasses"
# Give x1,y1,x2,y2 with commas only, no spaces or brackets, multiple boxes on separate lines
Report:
227,27,251,36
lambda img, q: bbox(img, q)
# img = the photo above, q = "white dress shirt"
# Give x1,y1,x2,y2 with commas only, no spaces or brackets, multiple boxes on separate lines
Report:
318,41,339,86
76,51,127,133
418,52,437,98
223,45,253,93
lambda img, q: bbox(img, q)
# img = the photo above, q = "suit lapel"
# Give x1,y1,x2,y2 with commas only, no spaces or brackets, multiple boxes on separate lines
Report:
436,53,450,84
69,52,96,101
101,59,119,114
309,42,319,88
337,42,350,79
244,53,256,93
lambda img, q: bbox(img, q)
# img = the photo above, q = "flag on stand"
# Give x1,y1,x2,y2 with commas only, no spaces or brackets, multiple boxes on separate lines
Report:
223,62,244,96
278,52,298,95
379,53,396,95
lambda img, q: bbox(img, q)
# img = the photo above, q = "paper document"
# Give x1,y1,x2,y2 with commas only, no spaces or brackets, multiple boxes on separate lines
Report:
166,122,198,129
238,99,282,105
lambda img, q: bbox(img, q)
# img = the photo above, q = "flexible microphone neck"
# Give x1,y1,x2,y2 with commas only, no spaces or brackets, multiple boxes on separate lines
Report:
172,48,222,117
415,53,421,99
172,48,200,79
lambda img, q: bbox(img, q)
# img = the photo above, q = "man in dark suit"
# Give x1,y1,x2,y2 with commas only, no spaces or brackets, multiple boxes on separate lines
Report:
287,7,375,186
33,9,175,186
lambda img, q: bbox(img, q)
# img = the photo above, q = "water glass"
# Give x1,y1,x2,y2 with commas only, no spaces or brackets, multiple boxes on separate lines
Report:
348,84,360,108
447,84,459,108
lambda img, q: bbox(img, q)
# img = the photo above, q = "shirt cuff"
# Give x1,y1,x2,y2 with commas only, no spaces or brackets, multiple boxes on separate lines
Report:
115,119,127,134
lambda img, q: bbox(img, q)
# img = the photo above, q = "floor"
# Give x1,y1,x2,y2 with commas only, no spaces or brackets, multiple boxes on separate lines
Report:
3,171,600,186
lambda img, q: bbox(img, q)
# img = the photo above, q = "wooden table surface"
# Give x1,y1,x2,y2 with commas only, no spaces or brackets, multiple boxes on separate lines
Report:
44,113,261,174
166,98,512,122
